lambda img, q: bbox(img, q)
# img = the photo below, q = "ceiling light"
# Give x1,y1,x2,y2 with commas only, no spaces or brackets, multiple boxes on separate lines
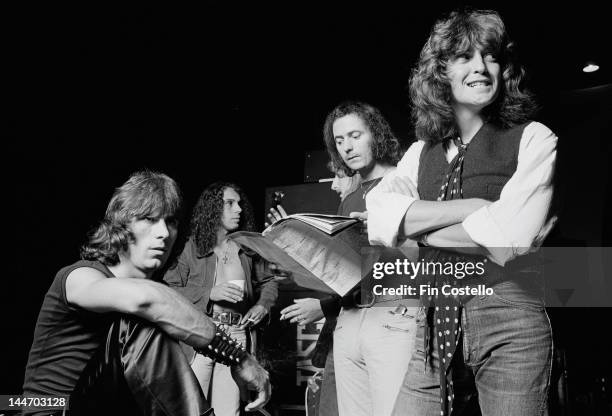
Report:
583,62,600,73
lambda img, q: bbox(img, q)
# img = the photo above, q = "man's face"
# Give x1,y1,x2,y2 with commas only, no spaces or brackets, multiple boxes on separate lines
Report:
447,47,501,115
126,215,178,275
332,113,375,173
220,187,242,232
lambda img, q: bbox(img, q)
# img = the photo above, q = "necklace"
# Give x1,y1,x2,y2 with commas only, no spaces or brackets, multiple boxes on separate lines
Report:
216,240,231,264
360,167,392,199
361,179,380,199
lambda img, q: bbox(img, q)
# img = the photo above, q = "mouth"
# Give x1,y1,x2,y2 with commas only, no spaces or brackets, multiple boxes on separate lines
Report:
346,155,360,162
466,79,491,88
150,247,167,255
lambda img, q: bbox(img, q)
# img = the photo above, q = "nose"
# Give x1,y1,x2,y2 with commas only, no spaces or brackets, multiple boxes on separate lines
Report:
470,51,486,73
234,203,242,214
154,218,170,239
340,138,354,155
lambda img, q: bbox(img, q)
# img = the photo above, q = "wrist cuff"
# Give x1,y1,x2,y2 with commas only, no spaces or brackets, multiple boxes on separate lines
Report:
195,325,248,366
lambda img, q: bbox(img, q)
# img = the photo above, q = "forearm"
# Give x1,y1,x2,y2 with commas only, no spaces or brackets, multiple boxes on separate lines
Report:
424,223,489,256
401,199,486,238
255,279,279,310
135,281,217,350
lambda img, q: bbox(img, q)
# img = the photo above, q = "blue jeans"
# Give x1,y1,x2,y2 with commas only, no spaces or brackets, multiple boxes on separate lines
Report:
392,280,553,416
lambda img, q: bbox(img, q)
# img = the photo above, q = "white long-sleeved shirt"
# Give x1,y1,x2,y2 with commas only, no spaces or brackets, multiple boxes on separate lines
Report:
366,121,558,266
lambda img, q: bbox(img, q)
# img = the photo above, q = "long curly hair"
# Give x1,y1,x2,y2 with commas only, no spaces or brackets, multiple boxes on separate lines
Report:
190,182,256,256
81,170,183,266
409,9,537,142
323,101,402,176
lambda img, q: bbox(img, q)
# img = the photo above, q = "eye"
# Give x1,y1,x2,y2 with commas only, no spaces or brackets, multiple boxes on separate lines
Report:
335,138,343,146
143,216,156,223
453,53,470,62
484,54,497,62
349,131,362,139
166,216,179,227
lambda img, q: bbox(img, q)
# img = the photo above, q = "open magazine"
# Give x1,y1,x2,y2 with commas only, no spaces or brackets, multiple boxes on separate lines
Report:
229,217,368,296
263,213,359,235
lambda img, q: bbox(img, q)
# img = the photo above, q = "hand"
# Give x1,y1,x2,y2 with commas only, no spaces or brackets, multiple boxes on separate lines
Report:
238,304,269,329
307,371,323,393
210,282,244,303
280,298,324,325
231,354,272,412
349,211,368,222
264,205,288,227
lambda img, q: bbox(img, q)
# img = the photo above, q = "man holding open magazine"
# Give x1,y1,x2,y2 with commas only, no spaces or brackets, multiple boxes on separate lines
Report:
251,102,416,416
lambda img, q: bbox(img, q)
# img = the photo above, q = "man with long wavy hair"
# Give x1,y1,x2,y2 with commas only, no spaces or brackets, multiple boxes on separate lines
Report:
277,101,418,416
22,171,270,416
164,181,278,416
367,9,557,416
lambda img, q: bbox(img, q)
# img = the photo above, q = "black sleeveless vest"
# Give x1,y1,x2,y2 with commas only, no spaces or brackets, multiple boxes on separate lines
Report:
417,122,535,286
418,122,526,202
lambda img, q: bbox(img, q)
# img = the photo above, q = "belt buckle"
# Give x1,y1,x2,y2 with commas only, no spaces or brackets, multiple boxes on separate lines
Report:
232,313,243,325
218,312,231,324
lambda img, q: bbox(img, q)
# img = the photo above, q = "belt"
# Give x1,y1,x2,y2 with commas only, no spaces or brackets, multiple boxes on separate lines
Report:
210,311,243,325
342,288,413,309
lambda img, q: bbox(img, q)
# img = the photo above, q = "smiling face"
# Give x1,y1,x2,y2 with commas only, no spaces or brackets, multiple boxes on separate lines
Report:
126,215,178,275
446,47,501,115
332,113,376,174
220,187,242,232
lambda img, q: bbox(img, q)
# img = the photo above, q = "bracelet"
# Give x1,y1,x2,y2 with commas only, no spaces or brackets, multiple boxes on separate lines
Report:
196,325,248,366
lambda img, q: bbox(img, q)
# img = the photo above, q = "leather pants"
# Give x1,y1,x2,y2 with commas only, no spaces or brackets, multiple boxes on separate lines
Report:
69,315,213,416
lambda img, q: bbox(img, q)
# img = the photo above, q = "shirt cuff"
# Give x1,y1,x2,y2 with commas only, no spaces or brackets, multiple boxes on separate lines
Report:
462,206,516,266
366,192,417,247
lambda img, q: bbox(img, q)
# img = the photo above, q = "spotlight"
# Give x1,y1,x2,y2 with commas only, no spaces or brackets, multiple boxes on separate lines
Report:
582,62,600,73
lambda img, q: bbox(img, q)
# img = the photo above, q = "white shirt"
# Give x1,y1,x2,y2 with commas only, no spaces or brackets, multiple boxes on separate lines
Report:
366,121,558,266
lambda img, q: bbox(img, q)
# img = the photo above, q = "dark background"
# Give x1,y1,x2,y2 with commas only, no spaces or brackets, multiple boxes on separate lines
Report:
4,0,611,412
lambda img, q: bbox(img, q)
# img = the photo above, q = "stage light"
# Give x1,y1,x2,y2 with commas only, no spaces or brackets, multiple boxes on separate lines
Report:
583,62,600,73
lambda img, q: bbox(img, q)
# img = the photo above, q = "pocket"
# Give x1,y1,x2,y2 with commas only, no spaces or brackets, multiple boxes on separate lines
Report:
490,281,545,311
381,310,416,332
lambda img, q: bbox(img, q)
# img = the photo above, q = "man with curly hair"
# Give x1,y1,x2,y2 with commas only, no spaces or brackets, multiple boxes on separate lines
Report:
279,101,418,416
163,182,278,416
22,171,271,416
367,9,557,416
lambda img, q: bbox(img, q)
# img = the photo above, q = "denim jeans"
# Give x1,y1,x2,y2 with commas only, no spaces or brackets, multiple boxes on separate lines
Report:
392,280,553,416
334,305,418,416
191,326,248,416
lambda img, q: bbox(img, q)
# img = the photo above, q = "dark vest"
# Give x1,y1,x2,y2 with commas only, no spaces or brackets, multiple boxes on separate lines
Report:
417,122,538,289
418,122,525,202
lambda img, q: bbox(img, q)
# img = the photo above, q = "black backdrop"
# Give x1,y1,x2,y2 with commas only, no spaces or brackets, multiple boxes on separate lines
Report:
4,1,611,410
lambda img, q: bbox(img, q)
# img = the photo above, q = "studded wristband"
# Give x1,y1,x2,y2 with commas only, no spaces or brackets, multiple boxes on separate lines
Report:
196,325,248,366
